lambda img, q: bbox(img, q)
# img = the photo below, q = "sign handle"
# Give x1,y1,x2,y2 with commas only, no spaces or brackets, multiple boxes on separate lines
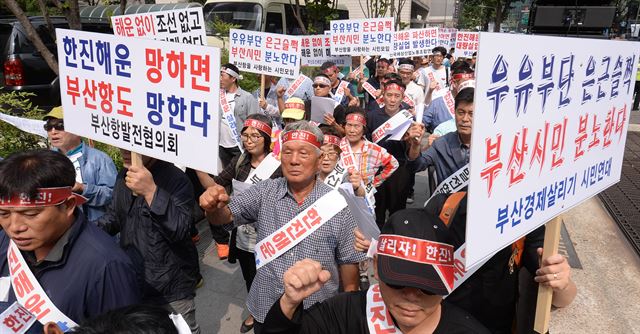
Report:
130,152,143,196
260,74,266,100
533,216,562,334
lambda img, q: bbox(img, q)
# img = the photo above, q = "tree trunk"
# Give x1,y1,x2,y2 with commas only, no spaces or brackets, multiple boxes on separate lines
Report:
289,0,308,35
119,0,128,18
494,0,503,32
37,0,55,41
67,0,82,30
4,0,59,75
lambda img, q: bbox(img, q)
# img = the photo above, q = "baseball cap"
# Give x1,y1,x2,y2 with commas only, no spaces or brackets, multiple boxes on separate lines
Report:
282,97,305,120
43,106,64,120
376,208,455,295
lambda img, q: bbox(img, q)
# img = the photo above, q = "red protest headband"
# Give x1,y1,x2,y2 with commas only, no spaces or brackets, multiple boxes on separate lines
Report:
377,234,454,267
346,113,366,126
0,187,87,208
384,83,405,93
451,73,475,81
323,135,341,147
282,130,322,149
244,119,272,136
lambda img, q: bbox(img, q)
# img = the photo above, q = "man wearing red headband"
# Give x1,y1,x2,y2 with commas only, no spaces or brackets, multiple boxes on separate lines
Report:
261,208,490,334
0,150,140,333
200,121,365,333
366,79,413,228
98,150,201,333
320,62,359,108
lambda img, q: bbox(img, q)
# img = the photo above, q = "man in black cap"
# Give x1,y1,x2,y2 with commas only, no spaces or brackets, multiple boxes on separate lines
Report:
260,209,490,334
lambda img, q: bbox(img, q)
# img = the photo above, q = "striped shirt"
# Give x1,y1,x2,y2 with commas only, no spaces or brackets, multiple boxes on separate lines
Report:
228,178,366,322
340,138,399,188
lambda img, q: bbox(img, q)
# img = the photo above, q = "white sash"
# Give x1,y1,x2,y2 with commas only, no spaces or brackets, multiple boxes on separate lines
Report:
423,164,469,208
432,88,455,117
324,164,347,190
366,284,401,334
426,67,446,91
371,110,413,143
402,95,415,107
67,151,83,184
339,139,376,213
285,74,310,98
362,81,378,99
245,154,281,185
7,241,78,330
254,190,347,269
220,90,244,153
332,80,350,103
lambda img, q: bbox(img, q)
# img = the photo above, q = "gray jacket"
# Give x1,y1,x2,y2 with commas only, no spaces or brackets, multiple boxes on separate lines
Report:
231,86,259,125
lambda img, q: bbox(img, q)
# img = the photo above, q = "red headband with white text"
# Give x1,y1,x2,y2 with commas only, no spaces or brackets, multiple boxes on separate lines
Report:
282,130,322,149
0,187,87,208
244,119,272,137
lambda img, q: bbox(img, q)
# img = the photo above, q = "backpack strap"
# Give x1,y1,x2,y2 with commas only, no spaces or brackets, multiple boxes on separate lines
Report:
439,192,466,227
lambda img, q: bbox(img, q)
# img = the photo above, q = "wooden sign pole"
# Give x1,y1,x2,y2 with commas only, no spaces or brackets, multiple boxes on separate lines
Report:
533,216,563,334
260,74,266,100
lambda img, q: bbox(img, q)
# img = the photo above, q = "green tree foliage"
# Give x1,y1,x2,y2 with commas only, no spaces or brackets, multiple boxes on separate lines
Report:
0,92,46,158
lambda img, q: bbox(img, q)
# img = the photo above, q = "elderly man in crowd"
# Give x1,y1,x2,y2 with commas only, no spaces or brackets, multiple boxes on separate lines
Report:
0,150,139,333
43,106,117,223
200,121,365,334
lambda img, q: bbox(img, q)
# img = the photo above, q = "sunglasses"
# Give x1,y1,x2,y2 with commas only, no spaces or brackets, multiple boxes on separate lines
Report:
313,83,329,88
386,283,436,295
44,122,64,131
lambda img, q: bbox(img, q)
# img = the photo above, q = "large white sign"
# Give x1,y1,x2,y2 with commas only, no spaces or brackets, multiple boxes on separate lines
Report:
454,31,479,58
229,29,301,79
391,27,439,58
438,28,457,49
300,34,351,67
111,7,206,45
56,28,220,174
329,18,395,56
466,33,638,268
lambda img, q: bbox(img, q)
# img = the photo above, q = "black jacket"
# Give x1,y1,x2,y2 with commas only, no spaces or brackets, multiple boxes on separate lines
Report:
98,160,199,304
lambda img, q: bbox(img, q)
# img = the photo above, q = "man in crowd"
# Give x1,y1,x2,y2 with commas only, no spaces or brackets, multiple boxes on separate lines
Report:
98,150,201,334
0,150,140,332
404,88,577,333
320,62,359,107
397,58,424,107
366,79,412,227
200,121,365,333
43,106,117,223
418,47,450,95
357,58,390,102
261,209,490,334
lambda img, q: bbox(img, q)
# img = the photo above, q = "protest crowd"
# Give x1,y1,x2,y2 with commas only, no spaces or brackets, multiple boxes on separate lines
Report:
13,10,637,334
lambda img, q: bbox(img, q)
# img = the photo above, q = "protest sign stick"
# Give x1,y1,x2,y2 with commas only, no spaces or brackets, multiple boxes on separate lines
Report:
260,74,266,100
533,216,563,334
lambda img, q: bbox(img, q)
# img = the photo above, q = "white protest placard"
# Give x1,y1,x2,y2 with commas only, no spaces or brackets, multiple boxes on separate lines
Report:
301,34,351,67
111,7,206,45
329,17,395,56
438,28,457,49
229,29,301,79
0,112,47,138
391,27,439,58
465,32,639,268
56,28,220,174
310,96,336,124
455,31,479,58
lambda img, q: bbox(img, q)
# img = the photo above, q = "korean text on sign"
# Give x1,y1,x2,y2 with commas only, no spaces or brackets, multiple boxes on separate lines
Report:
300,34,352,67
438,28,457,49
330,17,395,56
56,28,220,174
111,7,206,45
454,31,478,58
391,27,439,58
229,29,301,79
465,33,639,268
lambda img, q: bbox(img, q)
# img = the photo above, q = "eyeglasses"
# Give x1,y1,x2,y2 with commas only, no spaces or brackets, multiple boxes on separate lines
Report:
313,84,329,88
386,283,436,295
241,133,263,142
321,151,339,159
44,122,64,131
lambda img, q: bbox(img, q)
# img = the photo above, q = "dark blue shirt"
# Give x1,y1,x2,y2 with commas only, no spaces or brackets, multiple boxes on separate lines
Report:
366,107,410,163
0,211,140,331
407,131,469,183
423,98,454,133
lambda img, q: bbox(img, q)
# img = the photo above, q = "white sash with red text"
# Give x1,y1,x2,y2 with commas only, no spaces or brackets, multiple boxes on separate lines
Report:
285,74,310,98
366,284,401,334
362,81,378,100
0,301,37,334
254,190,347,269
7,241,78,330
431,88,455,117
245,153,281,185
371,110,413,143
220,90,244,153
332,80,350,103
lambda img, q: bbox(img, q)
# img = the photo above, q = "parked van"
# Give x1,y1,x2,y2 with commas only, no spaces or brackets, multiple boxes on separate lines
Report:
202,0,349,47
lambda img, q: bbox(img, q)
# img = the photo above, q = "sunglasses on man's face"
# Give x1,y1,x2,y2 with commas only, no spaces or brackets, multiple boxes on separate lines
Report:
386,283,436,295
313,83,329,88
44,122,64,131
